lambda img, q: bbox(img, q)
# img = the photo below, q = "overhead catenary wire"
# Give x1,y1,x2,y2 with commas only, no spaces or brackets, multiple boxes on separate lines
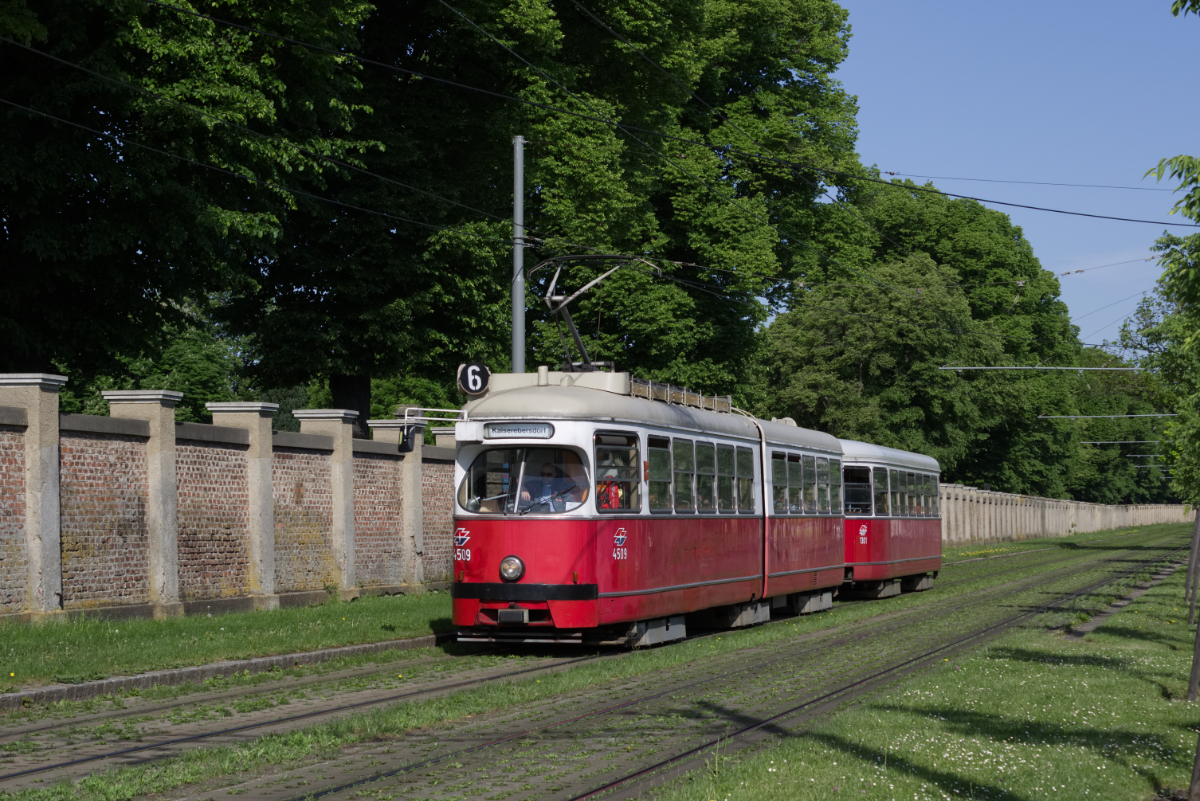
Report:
883,172,1176,193
132,0,1200,231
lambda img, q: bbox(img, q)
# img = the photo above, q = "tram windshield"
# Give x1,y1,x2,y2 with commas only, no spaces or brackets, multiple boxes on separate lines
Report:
458,448,589,515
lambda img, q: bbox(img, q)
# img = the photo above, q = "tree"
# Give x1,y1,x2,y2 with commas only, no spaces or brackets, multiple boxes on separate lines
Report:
0,0,372,374
221,0,863,426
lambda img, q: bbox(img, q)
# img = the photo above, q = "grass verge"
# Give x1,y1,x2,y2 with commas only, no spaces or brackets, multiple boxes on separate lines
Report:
661,547,1197,800
0,592,452,691
0,524,1186,801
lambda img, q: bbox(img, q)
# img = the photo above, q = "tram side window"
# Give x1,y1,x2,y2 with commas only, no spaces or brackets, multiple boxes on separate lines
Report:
595,433,641,513
816,457,829,514
717,444,736,513
873,467,890,516
924,474,933,517
830,459,842,514
772,453,788,514
674,439,695,513
891,469,903,517
736,447,755,513
931,475,940,516
648,436,673,513
843,466,872,514
907,472,917,516
803,455,817,514
696,442,716,513
788,455,803,513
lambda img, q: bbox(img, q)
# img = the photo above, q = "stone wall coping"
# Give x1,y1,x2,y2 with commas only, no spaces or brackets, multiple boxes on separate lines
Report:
206,401,279,415
175,421,250,446
352,439,408,457
293,408,359,422
60,413,150,438
0,406,27,427
102,390,184,406
422,445,456,461
272,430,334,452
0,373,68,389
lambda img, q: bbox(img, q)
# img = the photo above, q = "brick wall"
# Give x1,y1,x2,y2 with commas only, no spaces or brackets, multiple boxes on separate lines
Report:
59,433,150,609
353,454,405,587
273,448,336,593
422,458,455,582
0,427,26,614
177,441,250,600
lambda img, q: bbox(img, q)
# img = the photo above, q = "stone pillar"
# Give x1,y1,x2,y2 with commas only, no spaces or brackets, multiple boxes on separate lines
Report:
294,409,358,597
103,390,184,618
0,374,67,618
207,402,280,609
369,409,428,587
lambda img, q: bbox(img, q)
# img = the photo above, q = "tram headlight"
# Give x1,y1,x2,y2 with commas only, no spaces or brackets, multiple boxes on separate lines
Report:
499,555,525,582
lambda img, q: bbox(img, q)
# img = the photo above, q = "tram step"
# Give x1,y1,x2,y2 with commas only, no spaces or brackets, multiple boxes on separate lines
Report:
901,574,934,592
631,615,687,647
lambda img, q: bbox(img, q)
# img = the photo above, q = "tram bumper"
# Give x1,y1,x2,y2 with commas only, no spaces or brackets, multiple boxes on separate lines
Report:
451,582,600,630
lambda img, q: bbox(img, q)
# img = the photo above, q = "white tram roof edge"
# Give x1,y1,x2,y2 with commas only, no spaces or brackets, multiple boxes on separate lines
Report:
838,438,940,473
461,376,842,454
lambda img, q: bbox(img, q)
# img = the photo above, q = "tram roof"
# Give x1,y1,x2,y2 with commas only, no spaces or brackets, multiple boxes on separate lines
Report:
463,384,842,454
837,439,940,472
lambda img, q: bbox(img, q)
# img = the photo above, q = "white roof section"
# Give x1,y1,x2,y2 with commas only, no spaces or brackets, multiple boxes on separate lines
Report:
462,383,842,454
838,438,940,473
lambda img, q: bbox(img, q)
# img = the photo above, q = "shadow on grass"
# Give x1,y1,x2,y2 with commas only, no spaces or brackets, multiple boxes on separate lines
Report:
803,731,1027,800
865,703,1181,792
1088,623,1188,650
987,646,1132,669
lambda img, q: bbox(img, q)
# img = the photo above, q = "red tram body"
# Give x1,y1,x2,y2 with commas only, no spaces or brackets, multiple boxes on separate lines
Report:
448,372,939,645
840,439,942,596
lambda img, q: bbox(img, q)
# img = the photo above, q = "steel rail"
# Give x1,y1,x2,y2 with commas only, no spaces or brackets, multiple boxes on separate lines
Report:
269,533,1181,801
566,544,1186,800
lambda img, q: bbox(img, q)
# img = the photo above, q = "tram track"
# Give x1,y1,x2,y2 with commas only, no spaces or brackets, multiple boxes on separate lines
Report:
155,529,1184,801
0,528,1179,797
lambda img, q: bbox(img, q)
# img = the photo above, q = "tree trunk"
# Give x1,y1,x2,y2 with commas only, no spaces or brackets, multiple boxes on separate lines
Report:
1190,592,1200,702
1191,512,1200,624
1188,513,1200,624
329,374,371,439
1190,726,1200,800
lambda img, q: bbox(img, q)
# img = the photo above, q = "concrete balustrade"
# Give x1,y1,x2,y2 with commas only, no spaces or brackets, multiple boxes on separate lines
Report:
938,483,1193,543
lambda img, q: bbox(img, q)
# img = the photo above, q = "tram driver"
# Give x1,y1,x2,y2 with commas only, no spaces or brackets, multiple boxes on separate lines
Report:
519,456,587,512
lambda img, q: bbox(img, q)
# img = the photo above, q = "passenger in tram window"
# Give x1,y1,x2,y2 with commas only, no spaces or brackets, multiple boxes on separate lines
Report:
519,452,586,512
772,453,788,513
717,444,736,513
788,455,803,513
595,433,640,512
803,456,816,514
696,442,716,513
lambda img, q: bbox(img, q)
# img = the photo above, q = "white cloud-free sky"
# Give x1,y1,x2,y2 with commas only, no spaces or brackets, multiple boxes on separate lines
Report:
834,0,1200,346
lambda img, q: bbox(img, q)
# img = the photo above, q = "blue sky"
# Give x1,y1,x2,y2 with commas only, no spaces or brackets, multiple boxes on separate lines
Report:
834,0,1200,346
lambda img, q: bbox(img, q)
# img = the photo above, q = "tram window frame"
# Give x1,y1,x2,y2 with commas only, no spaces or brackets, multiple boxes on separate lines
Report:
843,465,872,515
771,452,789,514
873,467,889,516
891,469,903,517
931,475,940,516
594,432,641,514
736,446,755,514
788,455,803,513
907,472,917,516
717,444,736,513
830,459,843,514
803,455,817,514
647,436,673,513
696,442,716,514
923,474,932,517
673,439,695,513
816,457,829,514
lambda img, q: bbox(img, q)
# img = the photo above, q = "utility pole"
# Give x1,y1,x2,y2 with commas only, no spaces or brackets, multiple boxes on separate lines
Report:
512,135,525,373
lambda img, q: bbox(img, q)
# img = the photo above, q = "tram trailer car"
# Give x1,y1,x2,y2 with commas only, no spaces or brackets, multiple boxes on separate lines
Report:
840,439,942,599
450,370,849,647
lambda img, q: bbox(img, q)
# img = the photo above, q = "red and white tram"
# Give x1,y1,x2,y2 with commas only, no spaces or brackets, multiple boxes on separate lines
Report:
839,440,942,597
450,371,849,645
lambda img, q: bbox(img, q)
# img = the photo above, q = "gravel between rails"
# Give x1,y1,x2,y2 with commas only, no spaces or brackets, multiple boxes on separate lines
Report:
157,529,1184,801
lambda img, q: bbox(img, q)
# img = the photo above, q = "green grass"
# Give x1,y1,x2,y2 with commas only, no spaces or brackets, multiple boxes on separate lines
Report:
661,548,1198,800
0,524,1185,801
0,592,452,691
